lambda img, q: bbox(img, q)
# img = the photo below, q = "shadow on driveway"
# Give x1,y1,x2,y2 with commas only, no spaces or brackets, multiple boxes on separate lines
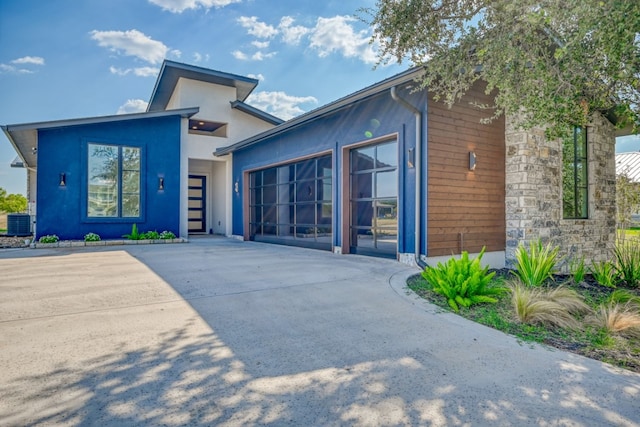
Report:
1,238,638,426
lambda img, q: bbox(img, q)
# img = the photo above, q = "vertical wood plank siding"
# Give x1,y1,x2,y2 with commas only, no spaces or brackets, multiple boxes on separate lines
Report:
427,82,506,256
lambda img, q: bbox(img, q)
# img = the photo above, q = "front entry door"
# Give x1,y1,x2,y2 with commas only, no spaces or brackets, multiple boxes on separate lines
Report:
188,175,206,233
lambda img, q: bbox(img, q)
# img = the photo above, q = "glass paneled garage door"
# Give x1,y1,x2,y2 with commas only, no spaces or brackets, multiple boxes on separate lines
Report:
249,154,332,250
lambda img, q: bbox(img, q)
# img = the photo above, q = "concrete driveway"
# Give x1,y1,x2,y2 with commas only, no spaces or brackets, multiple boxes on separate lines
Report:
0,238,638,426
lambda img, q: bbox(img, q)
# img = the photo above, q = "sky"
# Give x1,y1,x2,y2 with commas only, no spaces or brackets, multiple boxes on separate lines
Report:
1,0,639,196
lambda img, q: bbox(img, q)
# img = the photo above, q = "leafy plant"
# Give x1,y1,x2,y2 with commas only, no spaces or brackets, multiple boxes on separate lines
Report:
613,240,640,288
421,247,507,312
589,261,619,288
609,290,640,308
38,234,59,243
513,239,560,287
84,232,101,242
160,230,176,239
509,281,589,329
123,224,142,240
586,303,640,339
141,230,160,240
569,256,586,284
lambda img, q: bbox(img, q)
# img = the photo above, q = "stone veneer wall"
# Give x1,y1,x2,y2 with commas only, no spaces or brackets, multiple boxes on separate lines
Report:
504,113,616,271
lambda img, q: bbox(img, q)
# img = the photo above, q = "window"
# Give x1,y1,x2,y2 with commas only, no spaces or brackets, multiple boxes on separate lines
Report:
88,143,141,218
563,127,588,219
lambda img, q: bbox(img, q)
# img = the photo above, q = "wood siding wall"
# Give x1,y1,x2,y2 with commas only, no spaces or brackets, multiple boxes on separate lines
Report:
427,82,505,256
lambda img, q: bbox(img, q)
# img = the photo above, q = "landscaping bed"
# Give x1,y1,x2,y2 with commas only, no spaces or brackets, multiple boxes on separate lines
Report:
408,270,640,373
0,236,30,248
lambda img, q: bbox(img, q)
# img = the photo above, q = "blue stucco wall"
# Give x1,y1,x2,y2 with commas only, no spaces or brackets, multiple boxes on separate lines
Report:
231,86,428,255
36,115,181,240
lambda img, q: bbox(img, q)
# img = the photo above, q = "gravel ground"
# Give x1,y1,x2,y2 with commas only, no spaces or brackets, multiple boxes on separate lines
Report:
0,236,31,248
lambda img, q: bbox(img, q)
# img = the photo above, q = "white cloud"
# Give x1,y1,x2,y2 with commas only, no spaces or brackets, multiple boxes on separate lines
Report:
247,73,265,81
11,56,45,65
309,16,377,64
117,99,149,114
251,40,270,49
237,16,278,38
247,91,317,120
0,63,34,74
232,50,248,60
193,52,210,62
90,29,168,64
251,51,276,61
279,16,309,45
109,66,159,77
148,0,241,13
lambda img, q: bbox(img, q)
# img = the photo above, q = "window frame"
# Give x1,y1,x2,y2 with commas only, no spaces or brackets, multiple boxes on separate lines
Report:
562,126,589,220
82,140,145,223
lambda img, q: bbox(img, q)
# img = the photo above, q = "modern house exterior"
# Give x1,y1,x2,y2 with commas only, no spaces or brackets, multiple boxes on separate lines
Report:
3,60,624,268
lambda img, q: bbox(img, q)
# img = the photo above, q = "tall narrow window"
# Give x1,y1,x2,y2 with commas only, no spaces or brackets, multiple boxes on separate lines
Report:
562,127,588,219
88,143,141,218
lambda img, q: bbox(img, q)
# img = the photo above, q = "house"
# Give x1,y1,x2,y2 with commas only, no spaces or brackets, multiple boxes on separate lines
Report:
3,60,622,268
2,60,282,240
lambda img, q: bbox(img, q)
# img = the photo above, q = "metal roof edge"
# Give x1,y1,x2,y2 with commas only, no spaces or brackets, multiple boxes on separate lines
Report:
230,101,284,126
215,67,424,156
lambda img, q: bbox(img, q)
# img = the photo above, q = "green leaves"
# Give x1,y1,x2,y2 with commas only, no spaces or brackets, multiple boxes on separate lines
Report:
513,239,560,287
421,247,506,312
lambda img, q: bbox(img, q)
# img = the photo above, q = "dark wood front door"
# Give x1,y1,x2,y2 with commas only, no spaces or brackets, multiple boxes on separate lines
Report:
188,175,206,233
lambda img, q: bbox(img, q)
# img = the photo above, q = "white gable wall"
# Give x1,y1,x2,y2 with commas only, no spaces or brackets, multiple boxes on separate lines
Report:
170,77,276,237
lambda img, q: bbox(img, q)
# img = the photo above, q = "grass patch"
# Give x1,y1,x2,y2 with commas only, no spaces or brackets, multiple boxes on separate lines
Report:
407,273,640,372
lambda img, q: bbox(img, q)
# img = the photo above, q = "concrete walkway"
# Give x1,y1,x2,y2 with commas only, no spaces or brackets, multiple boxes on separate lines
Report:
0,237,638,426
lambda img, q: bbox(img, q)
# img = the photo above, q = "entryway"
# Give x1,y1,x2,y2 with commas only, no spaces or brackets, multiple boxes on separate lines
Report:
188,175,206,233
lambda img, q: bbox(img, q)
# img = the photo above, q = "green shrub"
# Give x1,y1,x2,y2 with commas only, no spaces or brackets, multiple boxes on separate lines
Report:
569,256,586,284
609,289,640,307
589,261,619,288
509,280,589,329
613,240,640,288
160,230,176,239
38,234,59,244
84,232,101,242
421,247,507,312
123,224,142,240
513,239,560,287
141,230,161,240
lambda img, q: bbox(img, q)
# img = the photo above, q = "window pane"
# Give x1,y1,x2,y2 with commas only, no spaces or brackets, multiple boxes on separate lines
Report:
88,144,118,217
122,194,140,217
376,142,397,168
376,170,397,198
562,127,588,219
296,181,316,202
352,172,373,199
296,159,315,181
352,146,375,172
123,147,140,170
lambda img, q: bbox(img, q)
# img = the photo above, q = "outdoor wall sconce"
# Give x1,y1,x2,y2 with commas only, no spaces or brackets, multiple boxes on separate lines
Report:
407,147,415,168
234,180,239,194
59,173,66,186
469,151,477,171
158,177,165,191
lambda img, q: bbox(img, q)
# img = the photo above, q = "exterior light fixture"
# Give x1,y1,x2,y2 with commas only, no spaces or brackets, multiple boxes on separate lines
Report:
59,173,66,186
234,180,239,194
469,151,477,171
158,177,165,190
407,148,415,168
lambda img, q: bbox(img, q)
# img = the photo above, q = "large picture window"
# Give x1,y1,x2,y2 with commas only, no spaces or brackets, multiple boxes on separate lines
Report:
88,143,141,218
563,127,588,219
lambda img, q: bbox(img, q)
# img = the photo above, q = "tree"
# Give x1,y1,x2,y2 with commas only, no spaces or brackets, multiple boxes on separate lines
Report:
361,0,640,138
0,187,27,213
616,172,640,231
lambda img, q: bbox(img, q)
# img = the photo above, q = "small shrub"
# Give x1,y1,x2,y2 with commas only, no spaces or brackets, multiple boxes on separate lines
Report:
513,239,560,287
421,247,507,312
84,232,101,242
123,224,142,240
141,230,161,240
613,240,640,288
589,260,619,288
609,289,640,308
586,303,640,339
509,280,588,329
569,256,586,284
160,230,176,239
38,234,59,244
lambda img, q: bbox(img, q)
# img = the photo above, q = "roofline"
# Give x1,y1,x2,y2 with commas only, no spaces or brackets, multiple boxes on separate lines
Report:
230,100,284,126
148,60,259,112
215,67,425,156
3,107,199,132
1,125,26,168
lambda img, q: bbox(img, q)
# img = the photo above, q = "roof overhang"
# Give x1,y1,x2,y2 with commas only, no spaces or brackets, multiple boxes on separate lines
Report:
230,100,284,126
215,67,425,156
148,60,259,112
2,107,199,169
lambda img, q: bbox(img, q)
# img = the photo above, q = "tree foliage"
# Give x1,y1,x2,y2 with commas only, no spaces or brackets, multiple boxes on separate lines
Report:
360,0,640,137
616,172,640,230
0,187,27,213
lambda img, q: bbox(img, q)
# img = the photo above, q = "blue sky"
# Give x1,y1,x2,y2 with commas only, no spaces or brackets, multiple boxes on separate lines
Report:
1,0,639,196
